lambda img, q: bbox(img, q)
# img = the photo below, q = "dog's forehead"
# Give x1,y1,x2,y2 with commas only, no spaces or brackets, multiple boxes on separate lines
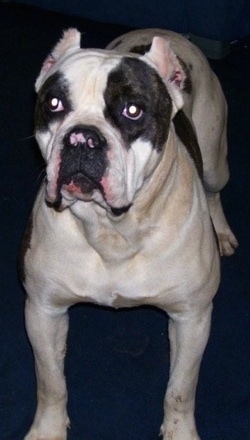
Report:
60,49,123,76
59,49,162,99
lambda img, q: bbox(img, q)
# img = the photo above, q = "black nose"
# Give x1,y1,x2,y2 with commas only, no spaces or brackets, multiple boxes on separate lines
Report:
64,125,107,149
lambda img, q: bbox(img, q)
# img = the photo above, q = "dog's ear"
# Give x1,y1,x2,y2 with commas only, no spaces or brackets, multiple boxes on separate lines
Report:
35,28,81,91
141,37,187,114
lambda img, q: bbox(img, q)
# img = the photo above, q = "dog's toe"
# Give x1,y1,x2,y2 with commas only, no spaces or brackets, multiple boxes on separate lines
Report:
218,231,239,256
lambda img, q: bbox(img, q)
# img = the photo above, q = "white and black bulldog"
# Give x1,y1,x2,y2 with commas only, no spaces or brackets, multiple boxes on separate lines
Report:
20,28,238,440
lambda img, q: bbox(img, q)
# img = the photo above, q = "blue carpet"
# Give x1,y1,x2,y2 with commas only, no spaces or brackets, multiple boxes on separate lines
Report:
0,3,249,439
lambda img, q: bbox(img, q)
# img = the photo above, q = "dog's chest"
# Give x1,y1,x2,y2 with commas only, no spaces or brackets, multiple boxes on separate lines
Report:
42,215,197,310
55,241,183,309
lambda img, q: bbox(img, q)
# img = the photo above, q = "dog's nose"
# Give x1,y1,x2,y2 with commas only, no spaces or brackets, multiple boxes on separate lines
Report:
64,125,107,149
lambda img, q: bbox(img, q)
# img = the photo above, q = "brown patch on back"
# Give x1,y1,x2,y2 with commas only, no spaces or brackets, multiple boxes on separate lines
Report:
173,110,203,179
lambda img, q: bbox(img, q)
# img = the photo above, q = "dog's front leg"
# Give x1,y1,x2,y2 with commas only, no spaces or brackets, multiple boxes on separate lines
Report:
24,297,70,440
160,304,213,440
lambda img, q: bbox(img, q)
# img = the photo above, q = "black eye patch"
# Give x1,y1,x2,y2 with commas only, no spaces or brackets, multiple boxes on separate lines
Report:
104,57,172,151
35,72,72,132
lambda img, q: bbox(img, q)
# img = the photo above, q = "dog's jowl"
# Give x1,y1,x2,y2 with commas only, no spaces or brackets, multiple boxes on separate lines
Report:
21,28,238,440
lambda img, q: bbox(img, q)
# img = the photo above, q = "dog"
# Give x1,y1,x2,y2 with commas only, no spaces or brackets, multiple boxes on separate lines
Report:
20,28,238,440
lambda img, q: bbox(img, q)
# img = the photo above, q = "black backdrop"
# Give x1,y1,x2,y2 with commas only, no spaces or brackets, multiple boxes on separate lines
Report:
12,0,250,41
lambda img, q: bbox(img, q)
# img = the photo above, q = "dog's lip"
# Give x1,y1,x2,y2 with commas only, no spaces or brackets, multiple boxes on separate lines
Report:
46,171,100,200
45,180,60,204
45,178,77,208
110,204,132,216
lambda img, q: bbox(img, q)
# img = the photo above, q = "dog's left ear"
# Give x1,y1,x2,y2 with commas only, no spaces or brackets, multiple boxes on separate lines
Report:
141,37,187,114
35,28,81,91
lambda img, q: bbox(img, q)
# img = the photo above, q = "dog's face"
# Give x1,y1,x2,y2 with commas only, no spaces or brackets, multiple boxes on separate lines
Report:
35,29,186,214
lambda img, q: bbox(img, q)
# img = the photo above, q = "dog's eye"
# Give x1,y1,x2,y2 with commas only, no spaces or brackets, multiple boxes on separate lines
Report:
122,104,143,120
47,97,64,112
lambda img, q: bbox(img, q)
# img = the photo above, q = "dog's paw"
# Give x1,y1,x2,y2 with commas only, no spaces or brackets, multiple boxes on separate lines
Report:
206,192,238,257
24,419,69,440
160,422,201,440
24,404,69,440
218,230,239,256
24,430,66,440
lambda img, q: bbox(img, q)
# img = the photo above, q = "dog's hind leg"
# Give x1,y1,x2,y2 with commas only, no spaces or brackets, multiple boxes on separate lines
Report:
191,74,238,255
160,304,213,440
24,298,70,440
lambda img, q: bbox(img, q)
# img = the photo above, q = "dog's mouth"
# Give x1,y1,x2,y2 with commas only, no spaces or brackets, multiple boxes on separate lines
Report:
61,171,102,196
46,170,101,207
46,172,132,217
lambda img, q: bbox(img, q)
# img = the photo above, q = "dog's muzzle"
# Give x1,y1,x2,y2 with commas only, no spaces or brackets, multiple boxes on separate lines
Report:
46,125,133,215
51,125,108,203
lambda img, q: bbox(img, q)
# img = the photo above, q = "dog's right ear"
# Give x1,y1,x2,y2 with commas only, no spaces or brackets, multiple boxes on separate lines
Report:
35,28,81,91
141,37,187,115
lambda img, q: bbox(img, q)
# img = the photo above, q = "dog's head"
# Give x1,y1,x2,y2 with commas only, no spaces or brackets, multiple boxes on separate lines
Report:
35,29,187,215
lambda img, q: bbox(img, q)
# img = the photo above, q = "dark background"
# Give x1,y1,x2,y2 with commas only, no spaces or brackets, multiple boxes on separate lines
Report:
10,0,250,41
0,1,249,439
